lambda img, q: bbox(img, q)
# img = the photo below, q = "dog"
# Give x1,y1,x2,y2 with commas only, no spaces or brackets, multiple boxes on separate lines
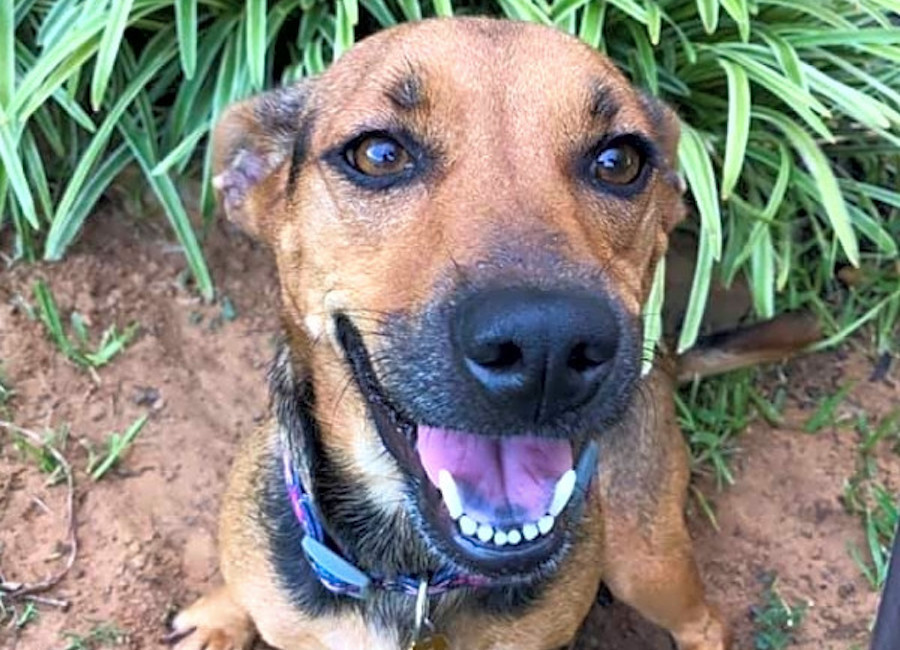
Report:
167,17,819,650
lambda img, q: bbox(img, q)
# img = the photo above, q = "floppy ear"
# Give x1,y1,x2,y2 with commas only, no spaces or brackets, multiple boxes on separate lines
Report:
640,93,686,232
212,81,314,241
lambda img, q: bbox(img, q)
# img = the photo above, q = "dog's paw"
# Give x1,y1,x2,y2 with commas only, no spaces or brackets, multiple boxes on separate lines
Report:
673,606,730,650
165,587,256,650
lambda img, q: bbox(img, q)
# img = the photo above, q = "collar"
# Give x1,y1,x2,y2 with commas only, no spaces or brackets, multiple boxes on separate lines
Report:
281,444,491,600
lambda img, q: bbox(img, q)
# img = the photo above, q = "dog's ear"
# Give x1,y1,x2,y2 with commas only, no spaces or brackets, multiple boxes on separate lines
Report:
640,93,686,231
212,81,314,240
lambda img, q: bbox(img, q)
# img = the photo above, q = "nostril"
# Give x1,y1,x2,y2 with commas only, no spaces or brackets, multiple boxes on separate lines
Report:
470,341,523,370
568,342,611,373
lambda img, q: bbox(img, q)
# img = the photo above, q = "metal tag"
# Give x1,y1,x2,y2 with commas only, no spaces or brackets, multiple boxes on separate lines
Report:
409,578,450,650
410,634,450,650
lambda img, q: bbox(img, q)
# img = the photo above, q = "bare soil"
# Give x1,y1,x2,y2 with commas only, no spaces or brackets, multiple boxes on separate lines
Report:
0,212,897,649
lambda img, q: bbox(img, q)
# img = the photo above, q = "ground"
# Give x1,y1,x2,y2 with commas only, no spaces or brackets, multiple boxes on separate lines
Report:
0,210,897,649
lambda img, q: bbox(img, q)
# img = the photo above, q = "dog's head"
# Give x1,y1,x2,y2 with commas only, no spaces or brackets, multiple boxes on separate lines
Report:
215,18,684,584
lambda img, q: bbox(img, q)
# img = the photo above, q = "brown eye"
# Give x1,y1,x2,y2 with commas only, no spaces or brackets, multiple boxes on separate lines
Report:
591,141,644,186
348,136,412,176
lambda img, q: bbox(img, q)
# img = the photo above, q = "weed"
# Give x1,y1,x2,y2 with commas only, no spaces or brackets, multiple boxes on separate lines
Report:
62,621,128,649
803,381,857,434
13,424,70,485
751,574,807,650
33,281,137,370
846,481,899,591
86,414,149,481
14,601,39,630
676,370,759,488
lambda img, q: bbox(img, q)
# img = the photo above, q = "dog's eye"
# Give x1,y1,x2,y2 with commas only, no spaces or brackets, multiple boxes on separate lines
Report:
347,136,413,177
591,140,644,186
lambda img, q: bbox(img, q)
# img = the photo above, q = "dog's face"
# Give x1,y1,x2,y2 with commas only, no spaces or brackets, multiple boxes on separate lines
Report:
215,18,684,583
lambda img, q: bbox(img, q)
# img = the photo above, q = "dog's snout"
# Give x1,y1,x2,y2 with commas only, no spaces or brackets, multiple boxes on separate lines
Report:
453,288,619,424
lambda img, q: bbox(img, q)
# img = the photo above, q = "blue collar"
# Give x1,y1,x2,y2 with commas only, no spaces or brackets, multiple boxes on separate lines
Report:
281,446,491,600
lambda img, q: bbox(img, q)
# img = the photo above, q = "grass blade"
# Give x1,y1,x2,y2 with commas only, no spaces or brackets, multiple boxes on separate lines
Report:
246,0,267,89
696,0,719,33
756,109,860,267
175,0,197,79
91,0,135,111
0,0,13,107
578,0,606,48
641,256,666,376
0,111,38,228
118,117,214,301
719,59,751,200
677,231,715,353
44,35,178,260
720,0,750,41
749,223,775,318
679,123,722,261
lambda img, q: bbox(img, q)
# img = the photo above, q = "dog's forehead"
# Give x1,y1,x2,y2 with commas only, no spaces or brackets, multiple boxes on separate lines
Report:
311,18,653,141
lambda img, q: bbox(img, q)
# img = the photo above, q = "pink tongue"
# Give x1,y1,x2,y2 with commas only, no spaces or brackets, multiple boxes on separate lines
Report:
417,426,573,522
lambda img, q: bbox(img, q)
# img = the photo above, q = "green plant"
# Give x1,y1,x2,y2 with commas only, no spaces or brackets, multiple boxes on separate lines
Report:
751,574,807,650
842,410,899,591
33,280,137,369
85,413,149,481
62,621,128,649
13,423,70,484
14,602,39,630
2,1,897,345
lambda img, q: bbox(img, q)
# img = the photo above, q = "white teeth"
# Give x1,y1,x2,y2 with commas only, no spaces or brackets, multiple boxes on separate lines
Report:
459,515,477,536
549,469,577,517
538,515,555,535
448,466,576,546
438,470,464,520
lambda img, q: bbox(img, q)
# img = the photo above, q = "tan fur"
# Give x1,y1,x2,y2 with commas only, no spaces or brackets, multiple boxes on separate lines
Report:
164,17,793,650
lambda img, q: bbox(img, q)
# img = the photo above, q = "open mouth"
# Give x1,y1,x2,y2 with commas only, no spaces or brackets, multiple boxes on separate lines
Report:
335,314,600,579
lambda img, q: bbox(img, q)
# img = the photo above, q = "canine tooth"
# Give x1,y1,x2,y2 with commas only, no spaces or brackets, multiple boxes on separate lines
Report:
438,470,464,520
507,529,522,545
538,515,555,535
549,469,577,517
493,530,508,546
477,524,494,543
522,523,539,541
459,515,477,536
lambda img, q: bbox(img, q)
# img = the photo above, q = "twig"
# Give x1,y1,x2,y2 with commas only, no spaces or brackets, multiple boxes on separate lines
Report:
0,420,78,601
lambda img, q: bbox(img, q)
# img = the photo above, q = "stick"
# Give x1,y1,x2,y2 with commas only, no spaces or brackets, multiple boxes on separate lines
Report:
0,421,78,601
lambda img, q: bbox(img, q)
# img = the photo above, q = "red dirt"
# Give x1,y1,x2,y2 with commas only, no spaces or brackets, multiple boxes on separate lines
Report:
1,212,897,649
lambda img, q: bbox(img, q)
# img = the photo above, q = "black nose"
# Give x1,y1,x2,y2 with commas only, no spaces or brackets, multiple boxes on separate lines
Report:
453,288,620,423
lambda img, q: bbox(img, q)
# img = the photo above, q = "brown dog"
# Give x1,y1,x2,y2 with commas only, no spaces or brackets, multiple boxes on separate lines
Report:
168,17,815,650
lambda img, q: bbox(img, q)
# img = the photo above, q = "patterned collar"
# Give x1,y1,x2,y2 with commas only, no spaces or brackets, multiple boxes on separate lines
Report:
281,446,491,600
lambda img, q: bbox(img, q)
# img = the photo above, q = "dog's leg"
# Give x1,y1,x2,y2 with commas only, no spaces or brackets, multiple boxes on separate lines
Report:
595,370,728,650
167,585,256,650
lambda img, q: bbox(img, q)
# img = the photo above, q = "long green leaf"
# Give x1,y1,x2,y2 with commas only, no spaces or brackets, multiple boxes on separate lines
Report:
677,232,715,353
641,256,666,376
246,0,267,89
119,117,214,301
0,0,13,107
176,0,197,79
749,223,775,318
719,59,751,199
720,0,750,41
44,36,178,260
755,109,859,267
696,0,719,33
578,0,605,48
0,110,38,228
91,0,134,111
679,123,723,261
